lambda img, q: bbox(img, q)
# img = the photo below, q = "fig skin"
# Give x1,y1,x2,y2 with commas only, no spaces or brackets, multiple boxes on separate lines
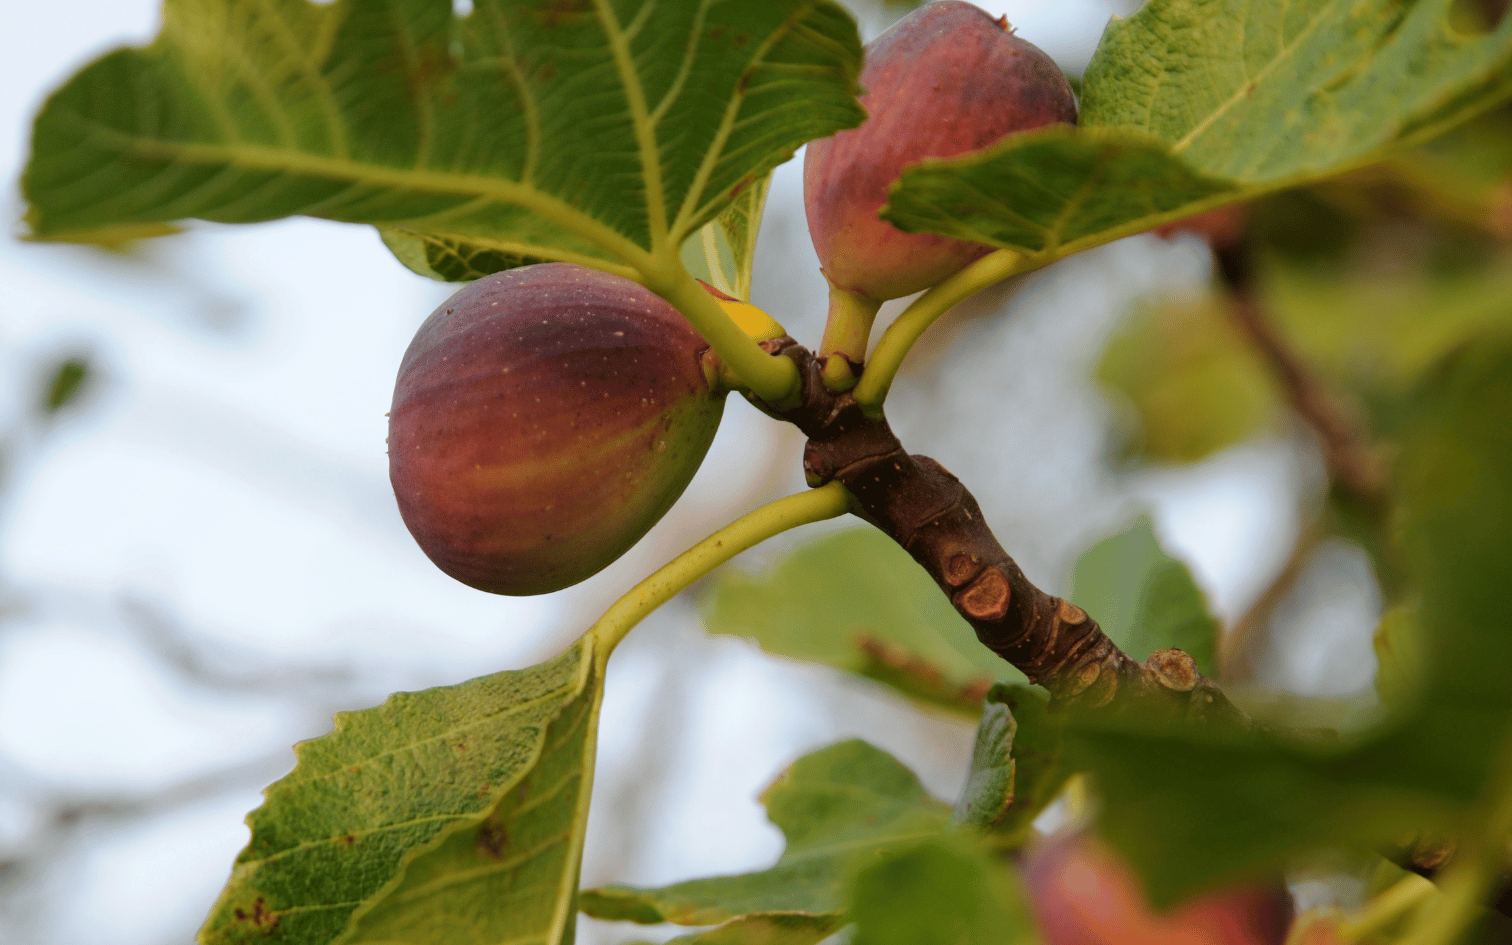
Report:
1022,833,1294,945
389,263,726,596
804,0,1078,303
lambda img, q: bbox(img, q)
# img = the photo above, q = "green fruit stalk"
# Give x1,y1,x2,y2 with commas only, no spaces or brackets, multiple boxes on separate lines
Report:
389,263,726,596
804,0,1078,305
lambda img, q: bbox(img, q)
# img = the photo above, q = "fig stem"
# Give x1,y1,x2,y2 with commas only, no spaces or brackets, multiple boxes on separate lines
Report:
1337,873,1435,943
853,249,1024,411
654,268,802,405
818,284,883,388
588,482,853,654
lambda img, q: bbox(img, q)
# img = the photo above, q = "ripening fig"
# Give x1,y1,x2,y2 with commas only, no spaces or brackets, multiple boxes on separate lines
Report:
389,263,726,596
1022,833,1294,945
804,0,1078,304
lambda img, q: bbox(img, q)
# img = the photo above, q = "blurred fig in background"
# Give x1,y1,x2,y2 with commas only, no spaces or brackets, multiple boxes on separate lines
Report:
1022,833,1294,945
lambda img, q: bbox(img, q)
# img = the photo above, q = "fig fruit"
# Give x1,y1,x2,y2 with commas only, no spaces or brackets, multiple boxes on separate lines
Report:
389,263,726,596
1022,833,1293,945
804,0,1078,303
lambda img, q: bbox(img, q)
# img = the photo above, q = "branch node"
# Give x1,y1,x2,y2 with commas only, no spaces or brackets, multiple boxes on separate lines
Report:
956,568,1011,621
1148,648,1199,692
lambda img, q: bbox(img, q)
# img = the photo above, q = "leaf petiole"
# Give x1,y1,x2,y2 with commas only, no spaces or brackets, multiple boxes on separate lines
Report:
853,250,1025,411
588,482,853,656
650,265,802,405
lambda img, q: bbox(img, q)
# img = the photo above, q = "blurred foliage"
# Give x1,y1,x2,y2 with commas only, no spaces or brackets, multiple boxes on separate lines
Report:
1067,338,1512,908
1099,105,1512,467
1069,517,1221,675
1098,295,1283,464
849,835,1039,945
704,527,1027,717
39,357,90,416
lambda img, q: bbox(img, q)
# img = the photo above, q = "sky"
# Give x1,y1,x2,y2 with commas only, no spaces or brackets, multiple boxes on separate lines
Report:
0,2,1379,944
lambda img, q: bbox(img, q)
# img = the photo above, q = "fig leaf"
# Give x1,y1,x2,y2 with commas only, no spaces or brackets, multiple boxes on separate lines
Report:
882,0,1512,259
1065,340,1512,908
198,637,603,945
578,740,950,927
703,527,1029,718
1069,516,1220,678
23,0,864,283
680,173,773,301
849,835,1038,945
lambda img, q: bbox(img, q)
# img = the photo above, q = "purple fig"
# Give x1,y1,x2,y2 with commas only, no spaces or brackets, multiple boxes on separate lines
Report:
389,263,726,596
804,1,1078,303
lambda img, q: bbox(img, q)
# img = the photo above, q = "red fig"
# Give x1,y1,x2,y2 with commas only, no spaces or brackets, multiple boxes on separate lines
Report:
1022,833,1294,945
388,263,726,595
804,1,1078,304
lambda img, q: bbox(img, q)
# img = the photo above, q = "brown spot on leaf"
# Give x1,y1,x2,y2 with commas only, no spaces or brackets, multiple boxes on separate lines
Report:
233,897,279,931
476,823,510,860
340,833,357,848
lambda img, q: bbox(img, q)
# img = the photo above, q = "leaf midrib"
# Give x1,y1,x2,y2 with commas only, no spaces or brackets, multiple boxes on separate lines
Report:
57,123,650,266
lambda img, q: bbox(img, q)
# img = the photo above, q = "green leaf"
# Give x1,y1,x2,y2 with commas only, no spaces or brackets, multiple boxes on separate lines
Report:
1373,603,1426,711
680,174,772,301
950,685,1070,842
882,126,1239,258
1066,340,1512,908
1063,715,1476,909
199,637,603,945
703,527,1026,717
849,835,1040,945
1070,516,1220,677
579,739,951,925
638,912,845,945
1096,296,1282,465
882,0,1512,260
952,693,1016,833
1394,337,1512,714
983,685,1068,847
41,357,91,415
24,0,865,283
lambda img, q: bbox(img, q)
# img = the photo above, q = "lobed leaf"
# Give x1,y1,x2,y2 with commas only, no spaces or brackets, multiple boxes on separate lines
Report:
1069,516,1220,677
578,739,950,925
882,0,1512,260
703,527,1027,718
24,0,865,282
199,637,602,945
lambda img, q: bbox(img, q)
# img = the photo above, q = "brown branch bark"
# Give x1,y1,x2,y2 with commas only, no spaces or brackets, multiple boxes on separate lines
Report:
750,338,1246,724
